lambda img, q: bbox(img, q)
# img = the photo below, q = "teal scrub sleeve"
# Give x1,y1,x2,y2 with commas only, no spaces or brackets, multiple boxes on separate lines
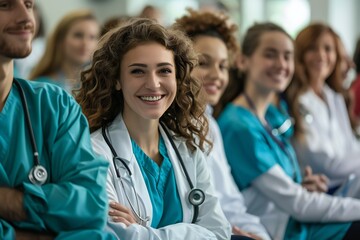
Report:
56,229,117,240
222,122,277,190
0,219,15,239
21,94,110,233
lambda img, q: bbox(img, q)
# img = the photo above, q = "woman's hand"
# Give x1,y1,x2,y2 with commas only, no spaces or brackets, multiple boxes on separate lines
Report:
232,226,263,240
109,201,137,226
301,166,329,193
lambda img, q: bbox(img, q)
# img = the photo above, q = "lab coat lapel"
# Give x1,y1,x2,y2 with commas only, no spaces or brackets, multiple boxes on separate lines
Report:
108,114,153,225
159,125,194,223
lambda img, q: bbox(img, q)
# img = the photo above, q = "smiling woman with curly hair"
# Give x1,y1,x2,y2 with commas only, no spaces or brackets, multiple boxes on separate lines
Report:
76,17,231,240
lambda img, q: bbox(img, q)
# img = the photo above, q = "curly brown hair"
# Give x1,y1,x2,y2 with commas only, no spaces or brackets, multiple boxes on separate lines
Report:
173,9,239,64
76,18,210,152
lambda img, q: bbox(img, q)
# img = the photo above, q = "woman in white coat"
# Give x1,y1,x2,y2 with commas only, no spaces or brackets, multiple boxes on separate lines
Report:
175,10,270,240
76,18,231,240
285,23,360,198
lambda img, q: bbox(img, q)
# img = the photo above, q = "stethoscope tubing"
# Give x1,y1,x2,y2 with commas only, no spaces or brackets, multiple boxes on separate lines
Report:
102,121,205,224
13,79,48,185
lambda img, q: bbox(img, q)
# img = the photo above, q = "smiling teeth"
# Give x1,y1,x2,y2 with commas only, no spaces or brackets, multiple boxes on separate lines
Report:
140,96,162,101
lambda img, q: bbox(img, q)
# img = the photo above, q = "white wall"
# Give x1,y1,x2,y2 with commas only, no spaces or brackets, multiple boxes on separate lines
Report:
329,0,357,54
309,0,358,54
239,0,265,37
36,0,129,34
36,0,360,56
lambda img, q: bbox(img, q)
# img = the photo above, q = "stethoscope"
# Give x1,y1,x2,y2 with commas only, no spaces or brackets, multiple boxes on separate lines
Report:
271,117,293,137
13,79,48,185
101,122,205,225
299,104,314,124
243,93,299,180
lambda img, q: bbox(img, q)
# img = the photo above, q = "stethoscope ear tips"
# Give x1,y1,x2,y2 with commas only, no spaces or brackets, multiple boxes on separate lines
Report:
188,188,205,206
28,165,48,185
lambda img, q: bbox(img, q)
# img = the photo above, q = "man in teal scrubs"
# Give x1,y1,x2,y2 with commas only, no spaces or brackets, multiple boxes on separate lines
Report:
0,1,114,239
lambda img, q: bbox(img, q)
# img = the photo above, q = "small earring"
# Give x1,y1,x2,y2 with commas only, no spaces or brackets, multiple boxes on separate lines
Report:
115,81,121,90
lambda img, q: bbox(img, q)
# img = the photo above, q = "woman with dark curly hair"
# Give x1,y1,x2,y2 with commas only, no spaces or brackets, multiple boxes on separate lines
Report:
174,9,270,240
76,18,231,240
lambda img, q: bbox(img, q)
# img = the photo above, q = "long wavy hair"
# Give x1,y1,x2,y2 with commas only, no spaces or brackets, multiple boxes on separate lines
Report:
285,23,342,140
76,18,210,152
214,22,292,118
29,10,97,80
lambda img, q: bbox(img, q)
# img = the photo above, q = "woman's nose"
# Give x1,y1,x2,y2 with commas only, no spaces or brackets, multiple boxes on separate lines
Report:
145,72,160,89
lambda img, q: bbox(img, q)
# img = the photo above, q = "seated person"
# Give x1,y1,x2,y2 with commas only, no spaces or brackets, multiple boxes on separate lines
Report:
76,18,231,239
0,1,114,239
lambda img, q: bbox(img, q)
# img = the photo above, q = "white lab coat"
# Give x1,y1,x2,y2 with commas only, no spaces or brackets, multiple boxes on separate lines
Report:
293,85,360,198
243,165,360,240
205,106,271,240
91,114,231,240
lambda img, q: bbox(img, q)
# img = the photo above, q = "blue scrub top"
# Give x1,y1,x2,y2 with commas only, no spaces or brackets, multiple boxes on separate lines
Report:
131,135,183,228
218,103,301,190
218,103,351,240
0,78,114,239
266,100,294,139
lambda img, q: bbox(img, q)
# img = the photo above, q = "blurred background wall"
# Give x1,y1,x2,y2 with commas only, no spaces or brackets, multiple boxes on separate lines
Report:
36,0,359,57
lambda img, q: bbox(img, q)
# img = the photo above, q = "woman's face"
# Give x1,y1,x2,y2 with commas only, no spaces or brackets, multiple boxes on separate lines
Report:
119,42,177,122
241,31,294,93
191,36,229,106
63,19,99,67
303,32,337,83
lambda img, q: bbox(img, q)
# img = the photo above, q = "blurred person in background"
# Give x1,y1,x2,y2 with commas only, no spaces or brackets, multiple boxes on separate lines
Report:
285,23,360,198
30,9,99,94
100,15,130,37
139,5,163,25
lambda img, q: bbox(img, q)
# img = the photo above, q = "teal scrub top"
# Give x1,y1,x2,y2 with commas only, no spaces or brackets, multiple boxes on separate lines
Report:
34,75,78,94
266,100,294,139
33,75,66,88
131,136,183,228
218,104,301,190
218,103,351,240
0,78,114,239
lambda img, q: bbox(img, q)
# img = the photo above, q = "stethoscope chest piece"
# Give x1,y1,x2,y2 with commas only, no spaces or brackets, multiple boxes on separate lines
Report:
304,113,313,124
188,188,205,206
28,165,48,185
13,79,48,186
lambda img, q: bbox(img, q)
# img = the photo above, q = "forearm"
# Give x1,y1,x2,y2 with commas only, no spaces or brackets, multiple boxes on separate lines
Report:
107,221,217,240
22,180,108,232
255,165,360,222
232,222,271,240
15,228,54,240
298,132,360,182
0,187,27,221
